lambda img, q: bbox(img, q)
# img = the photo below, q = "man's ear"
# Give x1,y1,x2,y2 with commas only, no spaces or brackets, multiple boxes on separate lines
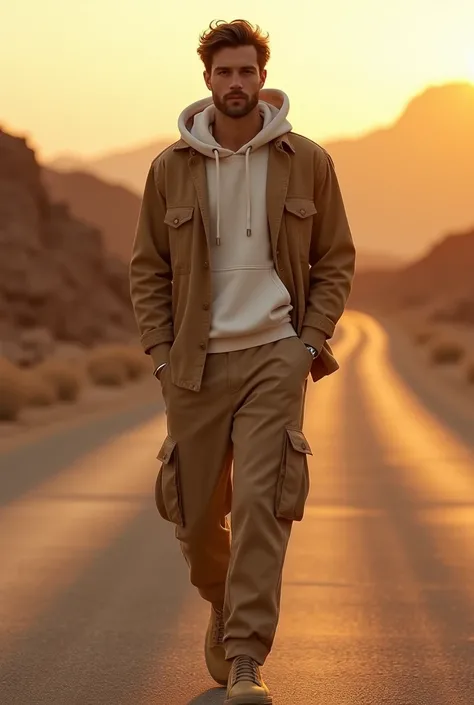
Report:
203,70,211,91
260,69,267,90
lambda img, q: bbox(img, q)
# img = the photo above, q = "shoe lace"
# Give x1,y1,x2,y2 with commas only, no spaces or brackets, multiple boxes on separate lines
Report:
212,607,225,644
232,655,261,685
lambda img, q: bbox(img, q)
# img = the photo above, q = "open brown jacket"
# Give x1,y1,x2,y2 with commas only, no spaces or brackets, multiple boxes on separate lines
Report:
129,132,356,392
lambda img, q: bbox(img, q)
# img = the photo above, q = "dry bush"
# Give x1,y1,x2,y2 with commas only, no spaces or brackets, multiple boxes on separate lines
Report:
21,369,57,407
0,357,25,421
414,330,434,345
35,360,83,402
430,342,465,365
114,346,149,380
86,344,148,387
86,346,128,387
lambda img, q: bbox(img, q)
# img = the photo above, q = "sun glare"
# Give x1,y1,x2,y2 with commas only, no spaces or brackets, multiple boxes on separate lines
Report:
465,50,474,83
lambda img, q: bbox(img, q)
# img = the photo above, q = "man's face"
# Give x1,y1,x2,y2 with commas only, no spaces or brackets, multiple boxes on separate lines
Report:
204,45,266,118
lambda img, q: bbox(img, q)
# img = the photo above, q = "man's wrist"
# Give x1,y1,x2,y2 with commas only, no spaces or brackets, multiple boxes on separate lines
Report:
153,362,167,379
305,344,319,360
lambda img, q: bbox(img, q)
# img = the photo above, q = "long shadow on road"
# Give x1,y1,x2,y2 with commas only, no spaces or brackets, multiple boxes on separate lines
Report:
187,687,226,705
0,398,161,506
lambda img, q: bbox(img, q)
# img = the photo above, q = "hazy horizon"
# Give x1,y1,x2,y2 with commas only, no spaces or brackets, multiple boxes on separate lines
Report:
2,0,474,161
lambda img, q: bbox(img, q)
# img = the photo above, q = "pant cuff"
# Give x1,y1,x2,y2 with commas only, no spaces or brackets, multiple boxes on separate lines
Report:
224,637,269,666
198,584,226,607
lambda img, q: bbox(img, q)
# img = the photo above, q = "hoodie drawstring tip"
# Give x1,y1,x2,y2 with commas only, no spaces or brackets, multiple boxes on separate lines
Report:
216,236,221,246
246,229,252,237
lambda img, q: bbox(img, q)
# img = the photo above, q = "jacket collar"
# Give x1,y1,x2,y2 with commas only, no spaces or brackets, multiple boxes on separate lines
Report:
173,132,295,154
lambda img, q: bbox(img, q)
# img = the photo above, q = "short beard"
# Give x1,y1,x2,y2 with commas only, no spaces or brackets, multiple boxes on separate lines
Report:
213,91,260,119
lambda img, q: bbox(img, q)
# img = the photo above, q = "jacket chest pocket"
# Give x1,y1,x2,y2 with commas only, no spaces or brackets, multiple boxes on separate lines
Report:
284,198,317,262
164,206,194,274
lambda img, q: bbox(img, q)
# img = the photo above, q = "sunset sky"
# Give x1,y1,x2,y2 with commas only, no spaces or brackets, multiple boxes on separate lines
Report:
1,0,473,161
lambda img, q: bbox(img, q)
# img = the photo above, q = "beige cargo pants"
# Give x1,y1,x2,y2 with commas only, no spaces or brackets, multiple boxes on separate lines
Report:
155,335,313,665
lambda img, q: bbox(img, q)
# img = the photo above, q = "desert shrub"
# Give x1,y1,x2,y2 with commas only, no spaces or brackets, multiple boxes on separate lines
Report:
115,346,149,380
86,344,148,387
86,347,128,387
36,360,83,402
0,357,25,421
414,330,433,345
21,369,57,407
430,342,465,365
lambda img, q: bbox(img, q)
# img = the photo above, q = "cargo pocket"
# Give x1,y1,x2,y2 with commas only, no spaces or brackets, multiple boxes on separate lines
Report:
155,434,184,526
275,428,312,521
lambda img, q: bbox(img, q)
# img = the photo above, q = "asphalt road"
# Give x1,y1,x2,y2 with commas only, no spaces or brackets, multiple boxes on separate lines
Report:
1,312,473,705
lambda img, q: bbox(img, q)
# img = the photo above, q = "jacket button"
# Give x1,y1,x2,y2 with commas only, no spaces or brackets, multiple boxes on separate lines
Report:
299,209,306,216
301,442,307,450
173,217,179,224
203,261,209,268
199,342,206,350
202,303,209,310
191,149,196,156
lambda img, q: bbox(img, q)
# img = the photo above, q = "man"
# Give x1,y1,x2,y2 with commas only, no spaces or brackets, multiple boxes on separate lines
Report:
130,18,355,705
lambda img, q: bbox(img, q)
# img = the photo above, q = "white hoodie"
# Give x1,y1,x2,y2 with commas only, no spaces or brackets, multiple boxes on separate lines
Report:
178,89,297,353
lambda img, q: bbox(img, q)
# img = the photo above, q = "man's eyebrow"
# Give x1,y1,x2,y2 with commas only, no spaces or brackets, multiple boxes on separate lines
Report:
214,65,257,71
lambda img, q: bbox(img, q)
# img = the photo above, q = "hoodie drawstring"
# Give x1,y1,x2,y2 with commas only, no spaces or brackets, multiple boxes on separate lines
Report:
245,146,252,237
212,146,252,246
212,149,221,246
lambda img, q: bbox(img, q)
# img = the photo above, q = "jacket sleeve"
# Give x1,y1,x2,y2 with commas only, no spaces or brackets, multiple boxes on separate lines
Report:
129,159,174,370
300,149,356,353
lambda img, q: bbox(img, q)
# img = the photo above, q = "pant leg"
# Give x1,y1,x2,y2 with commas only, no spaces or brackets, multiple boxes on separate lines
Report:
156,352,233,606
223,336,312,665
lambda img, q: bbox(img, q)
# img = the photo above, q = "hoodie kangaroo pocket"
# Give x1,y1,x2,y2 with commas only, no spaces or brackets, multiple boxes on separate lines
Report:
164,206,194,274
155,435,184,526
275,428,312,521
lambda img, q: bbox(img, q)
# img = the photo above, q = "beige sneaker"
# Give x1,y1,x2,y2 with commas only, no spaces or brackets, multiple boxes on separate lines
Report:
225,655,273,705
204,606,231,686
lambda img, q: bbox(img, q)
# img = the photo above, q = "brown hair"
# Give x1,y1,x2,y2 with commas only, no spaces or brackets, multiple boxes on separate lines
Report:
197,20,270,73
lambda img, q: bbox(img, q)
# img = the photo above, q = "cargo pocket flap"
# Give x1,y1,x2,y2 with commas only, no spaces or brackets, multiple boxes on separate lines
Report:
284,198,317,219
164,206,194,228
157,434,177,463
275,427,311,522
286,428,313,455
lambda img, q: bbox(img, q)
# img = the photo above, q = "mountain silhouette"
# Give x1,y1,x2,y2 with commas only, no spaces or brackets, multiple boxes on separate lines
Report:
349,226,474,324
48,82,474,259
42,168,141,263
325,82,474,258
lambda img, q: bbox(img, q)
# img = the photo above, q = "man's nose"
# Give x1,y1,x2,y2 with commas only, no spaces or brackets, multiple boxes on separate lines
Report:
229,72,243,89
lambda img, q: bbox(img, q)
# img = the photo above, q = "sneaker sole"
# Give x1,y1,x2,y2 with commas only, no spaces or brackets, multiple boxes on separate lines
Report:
224,696,273,705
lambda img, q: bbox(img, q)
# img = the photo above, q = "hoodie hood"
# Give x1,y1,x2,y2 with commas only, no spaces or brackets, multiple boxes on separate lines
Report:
178,89,292,157
177,89,292,247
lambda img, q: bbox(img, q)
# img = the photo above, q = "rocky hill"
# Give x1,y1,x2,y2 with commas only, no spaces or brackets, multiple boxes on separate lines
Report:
349,227,474,325
42,168,141,263
0,128,137,363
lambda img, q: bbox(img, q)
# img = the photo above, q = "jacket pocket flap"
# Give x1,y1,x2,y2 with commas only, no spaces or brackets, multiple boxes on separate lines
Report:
164,206,194,228
157,434,177,463
284,198,317,219
286,428,313,455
